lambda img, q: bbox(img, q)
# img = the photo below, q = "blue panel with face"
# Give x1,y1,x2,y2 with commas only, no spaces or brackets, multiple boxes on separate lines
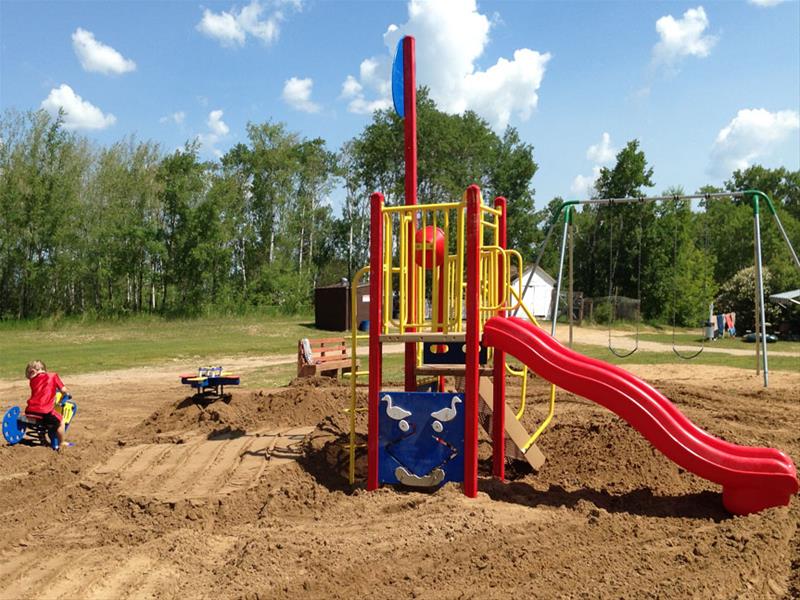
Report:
377,391,465,487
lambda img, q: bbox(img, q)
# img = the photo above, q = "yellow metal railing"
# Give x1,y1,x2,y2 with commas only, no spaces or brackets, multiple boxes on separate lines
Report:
382,201,465,335
347,266,371,485
508,285,557,448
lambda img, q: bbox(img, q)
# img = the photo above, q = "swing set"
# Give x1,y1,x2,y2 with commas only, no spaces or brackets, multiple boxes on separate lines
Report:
517,190,800,387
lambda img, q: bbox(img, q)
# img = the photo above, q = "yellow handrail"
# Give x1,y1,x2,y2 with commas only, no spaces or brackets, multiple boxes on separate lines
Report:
505,249,524,313
349,265,371,485
382,201,463,214
507,285,557,446
380,201,467,334
479,203,503,217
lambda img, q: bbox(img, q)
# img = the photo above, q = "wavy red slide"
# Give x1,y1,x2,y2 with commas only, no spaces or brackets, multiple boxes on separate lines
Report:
482,316,799,515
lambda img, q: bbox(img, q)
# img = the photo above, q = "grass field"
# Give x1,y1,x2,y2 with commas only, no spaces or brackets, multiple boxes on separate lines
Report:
567,342,800,372
2,315,797,385
635,331,800,351
0,313,324,380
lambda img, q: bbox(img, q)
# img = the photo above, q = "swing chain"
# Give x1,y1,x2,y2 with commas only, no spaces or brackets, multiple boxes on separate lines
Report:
671,197,706,360
607,200,642,359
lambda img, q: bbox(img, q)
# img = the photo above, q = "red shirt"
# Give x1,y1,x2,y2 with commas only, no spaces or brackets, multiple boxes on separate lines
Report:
26,372,65,421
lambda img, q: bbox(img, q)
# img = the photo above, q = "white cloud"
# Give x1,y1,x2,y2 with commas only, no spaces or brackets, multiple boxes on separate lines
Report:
653,6,717,67
196,0,301,47
342,59,392,115
341,75,362,99
570,166,601,198
461,49,550,128
341,0,550,130
208,109,230,136
709,108,800,175
71,28,136,75
345,95,392,115
571,133,618,198
748,0,786,6
197,9,245,46
197,109,230,157
282,77,321,113
40,84,116,130
160,111,186,125
586,132,616,164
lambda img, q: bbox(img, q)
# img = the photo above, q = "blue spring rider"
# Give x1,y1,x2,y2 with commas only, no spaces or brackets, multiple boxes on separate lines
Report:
2,392,77,450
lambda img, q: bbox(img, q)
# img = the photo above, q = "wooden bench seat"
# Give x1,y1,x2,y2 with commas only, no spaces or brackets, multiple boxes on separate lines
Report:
297,337,359,379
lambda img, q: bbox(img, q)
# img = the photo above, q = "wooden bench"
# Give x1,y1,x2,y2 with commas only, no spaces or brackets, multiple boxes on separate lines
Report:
297,337,359,379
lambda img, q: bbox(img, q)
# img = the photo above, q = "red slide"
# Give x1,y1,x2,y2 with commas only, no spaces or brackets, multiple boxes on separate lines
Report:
482,316,799,515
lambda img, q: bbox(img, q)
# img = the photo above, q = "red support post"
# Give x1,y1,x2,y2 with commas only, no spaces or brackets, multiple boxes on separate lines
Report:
492,197,507,480
403,36,418,393
367,192,384,491
464,184,481,497
403,36,417,206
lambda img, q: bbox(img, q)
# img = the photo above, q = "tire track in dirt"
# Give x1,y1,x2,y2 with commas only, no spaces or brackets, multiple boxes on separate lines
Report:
0,552,75,599
0,530,238,600
0,424,309,600
87,426,314,501
72,553,179,600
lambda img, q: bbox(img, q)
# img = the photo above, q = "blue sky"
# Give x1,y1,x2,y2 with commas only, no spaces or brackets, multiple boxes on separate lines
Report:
1,0,798,211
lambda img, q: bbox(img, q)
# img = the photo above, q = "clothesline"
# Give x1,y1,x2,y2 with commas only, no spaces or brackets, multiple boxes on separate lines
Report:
710,311,736,339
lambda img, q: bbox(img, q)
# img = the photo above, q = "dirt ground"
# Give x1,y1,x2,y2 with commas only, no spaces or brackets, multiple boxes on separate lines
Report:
1,344,799,599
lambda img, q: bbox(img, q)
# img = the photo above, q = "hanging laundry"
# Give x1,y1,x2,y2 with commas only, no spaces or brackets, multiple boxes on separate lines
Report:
716,314,725,339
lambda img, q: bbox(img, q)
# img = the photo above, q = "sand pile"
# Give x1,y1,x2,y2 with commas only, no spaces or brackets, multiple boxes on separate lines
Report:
124,376,361,443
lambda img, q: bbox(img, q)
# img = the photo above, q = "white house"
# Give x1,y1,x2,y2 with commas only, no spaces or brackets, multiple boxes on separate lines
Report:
510,266,556,320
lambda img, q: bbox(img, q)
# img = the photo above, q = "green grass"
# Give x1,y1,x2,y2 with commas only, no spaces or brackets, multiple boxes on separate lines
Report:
563,343,800,372
634,331,800,352
244,362,301,389
3,313,796,385
0,313,342,380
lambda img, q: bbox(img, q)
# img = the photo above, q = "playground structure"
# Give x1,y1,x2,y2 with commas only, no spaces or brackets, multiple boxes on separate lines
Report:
353,183,798,515
2,391,77,450
179,366,240,401
344,35,799,516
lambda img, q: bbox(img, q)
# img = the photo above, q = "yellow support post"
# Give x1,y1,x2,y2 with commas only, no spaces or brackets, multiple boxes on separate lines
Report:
348,266,371,485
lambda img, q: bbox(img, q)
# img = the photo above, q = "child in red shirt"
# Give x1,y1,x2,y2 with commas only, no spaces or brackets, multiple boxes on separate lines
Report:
25,360,70,450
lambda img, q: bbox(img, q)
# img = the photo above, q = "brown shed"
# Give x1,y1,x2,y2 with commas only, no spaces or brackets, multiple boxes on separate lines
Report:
314,282,370,331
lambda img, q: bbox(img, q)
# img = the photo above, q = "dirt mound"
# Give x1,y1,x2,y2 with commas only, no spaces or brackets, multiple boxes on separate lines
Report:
125,377,357,443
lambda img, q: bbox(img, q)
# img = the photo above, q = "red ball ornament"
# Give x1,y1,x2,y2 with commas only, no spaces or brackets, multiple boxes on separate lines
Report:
414,226,446,269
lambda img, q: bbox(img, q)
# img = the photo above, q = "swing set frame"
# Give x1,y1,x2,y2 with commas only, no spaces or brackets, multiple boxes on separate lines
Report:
516,190,800,388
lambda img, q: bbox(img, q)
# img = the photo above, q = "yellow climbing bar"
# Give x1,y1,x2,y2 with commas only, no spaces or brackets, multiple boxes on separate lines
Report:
507,285,558,439
349,265,371,485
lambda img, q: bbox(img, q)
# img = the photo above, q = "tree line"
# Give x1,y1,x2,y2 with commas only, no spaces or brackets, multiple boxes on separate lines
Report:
1,91,798,331
548,142,800,329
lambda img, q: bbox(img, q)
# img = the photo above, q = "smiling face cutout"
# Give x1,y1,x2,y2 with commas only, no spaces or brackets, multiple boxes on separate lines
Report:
377,392,465,487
